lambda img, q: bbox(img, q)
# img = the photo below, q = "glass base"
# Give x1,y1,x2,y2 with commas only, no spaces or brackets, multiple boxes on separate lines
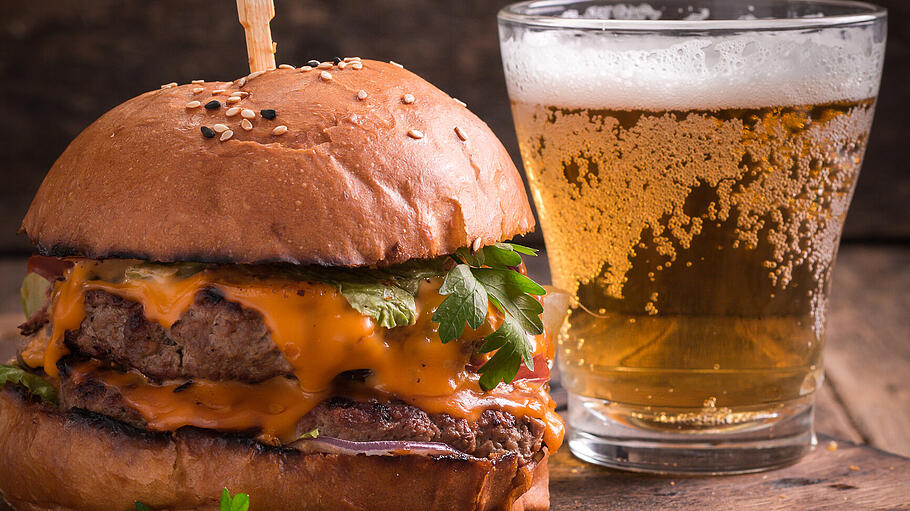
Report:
567,393,816,474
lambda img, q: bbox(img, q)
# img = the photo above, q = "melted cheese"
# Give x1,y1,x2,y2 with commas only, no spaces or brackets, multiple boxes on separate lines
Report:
42,260,564,451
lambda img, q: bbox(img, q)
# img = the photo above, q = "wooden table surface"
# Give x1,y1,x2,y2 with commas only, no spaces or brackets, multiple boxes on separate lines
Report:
0,245,908,509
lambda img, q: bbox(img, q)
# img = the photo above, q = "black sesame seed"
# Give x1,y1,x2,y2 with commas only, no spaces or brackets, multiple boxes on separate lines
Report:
204,100,221,110
200,126,215,138
307,59,320,67
173,380,194,393
260,109,277,120
333,57,343,65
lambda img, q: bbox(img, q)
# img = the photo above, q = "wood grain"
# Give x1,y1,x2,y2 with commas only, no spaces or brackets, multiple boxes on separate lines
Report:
824,247,910,457
549,435,910,510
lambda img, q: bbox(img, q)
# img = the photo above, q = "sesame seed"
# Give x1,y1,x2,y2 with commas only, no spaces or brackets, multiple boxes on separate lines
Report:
472,238,483,252
352,62,363,70
407,129,424,139
454,126,467,141
212,89,226,95
230,91,247,97
260,109,277,120
226,96,242,104
389,61,404,68
236,77,247,87
300,66,313,72
220,129,234,142
192,87,204,94
320,71,332,81
338,61,347,69
317,62,333,69
204,100,221,110
241,118,253,131
402,94,415,104
241,109,256,119
333,57,343,65
212,123,229,133
344,57,361,62
307,59,320,67
848,465,861,471
185,100,201,109
191,80,204,84
160,82,177,89
248,71,264,79
200,126,215,138
453,98,467,107
225,107,241,117
357,89,368,100
278,64,295,69
272,125,288,136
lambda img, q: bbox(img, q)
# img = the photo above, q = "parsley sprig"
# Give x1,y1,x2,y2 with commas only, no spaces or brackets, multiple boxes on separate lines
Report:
432,243,545,391
130,488,249,511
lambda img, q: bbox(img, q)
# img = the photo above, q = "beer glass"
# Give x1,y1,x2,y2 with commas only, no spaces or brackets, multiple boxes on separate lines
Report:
499,0,886,473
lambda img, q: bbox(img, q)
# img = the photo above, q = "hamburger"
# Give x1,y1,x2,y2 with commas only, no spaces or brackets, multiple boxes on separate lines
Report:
0,59,563,510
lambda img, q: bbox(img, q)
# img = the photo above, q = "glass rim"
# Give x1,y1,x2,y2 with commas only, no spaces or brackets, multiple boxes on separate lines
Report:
498,0,887,31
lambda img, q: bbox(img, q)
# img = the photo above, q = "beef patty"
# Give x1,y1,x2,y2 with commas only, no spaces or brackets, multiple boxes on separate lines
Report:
59,289,294,383
58,363,546,464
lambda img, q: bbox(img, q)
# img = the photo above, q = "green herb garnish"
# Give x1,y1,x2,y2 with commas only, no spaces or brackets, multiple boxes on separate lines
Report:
433,243,544,391
130,489,250,511
220,488,250,511
20,272,50,318
0,365,57,404
297,427,319,440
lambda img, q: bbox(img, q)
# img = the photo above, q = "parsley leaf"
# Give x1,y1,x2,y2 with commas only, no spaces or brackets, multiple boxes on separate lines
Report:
472,269,544,335
221,489,250,511
131,490,250,511
477,314,530,390
0,365,57,404
432,243,546,391
433,265,488,342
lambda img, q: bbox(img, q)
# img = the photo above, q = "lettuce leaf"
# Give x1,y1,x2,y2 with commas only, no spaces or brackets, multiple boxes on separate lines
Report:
20,272,51,319
0,365,57,404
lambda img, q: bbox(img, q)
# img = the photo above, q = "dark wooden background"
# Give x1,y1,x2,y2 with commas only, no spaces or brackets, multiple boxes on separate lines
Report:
0,0,908,254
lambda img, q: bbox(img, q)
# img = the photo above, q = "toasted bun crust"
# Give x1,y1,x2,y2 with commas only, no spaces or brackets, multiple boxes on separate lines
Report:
0,388,548,511
20,61,533,266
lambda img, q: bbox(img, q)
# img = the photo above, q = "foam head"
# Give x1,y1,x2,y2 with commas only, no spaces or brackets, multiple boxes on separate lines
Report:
500,9,885,110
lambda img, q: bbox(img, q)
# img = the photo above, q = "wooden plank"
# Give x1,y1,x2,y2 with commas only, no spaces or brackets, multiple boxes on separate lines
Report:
549,434,910,510
824,247,910,457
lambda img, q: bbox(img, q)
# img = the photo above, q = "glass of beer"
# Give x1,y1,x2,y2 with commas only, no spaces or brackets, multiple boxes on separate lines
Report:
499,0,886,473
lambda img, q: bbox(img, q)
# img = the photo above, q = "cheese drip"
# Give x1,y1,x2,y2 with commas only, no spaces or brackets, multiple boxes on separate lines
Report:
41,259,564,450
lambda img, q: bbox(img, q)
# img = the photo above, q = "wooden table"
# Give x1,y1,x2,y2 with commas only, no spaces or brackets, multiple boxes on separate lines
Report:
0,246,908,508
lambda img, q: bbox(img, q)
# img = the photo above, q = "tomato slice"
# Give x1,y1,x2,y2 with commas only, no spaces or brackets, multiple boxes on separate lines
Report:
27,255,73,281
514,353,550,382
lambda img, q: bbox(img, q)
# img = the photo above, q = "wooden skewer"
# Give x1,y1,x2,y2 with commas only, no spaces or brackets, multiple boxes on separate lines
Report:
236,0,277,73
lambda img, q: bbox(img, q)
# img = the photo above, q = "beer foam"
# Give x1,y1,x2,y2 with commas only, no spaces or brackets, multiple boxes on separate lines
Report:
501,22,884,110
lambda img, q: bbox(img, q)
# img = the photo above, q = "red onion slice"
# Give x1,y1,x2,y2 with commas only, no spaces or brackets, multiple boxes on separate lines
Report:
290,436,466,457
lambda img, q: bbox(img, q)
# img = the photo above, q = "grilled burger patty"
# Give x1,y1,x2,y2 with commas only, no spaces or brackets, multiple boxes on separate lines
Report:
66,289,294,383
21,288,546,464
57,359,545,464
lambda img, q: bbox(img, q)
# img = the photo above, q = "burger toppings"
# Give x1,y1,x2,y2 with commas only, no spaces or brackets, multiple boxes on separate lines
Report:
0,365,56,404
435,244,544,391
